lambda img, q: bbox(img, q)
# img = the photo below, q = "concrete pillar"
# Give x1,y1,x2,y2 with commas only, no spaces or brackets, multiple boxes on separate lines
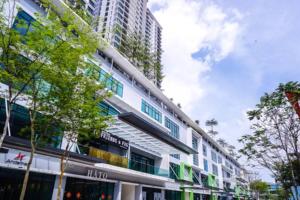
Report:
51,175,67,200
122,184,136,200
135,185,143,200
114,181,122,200
161,190,165,200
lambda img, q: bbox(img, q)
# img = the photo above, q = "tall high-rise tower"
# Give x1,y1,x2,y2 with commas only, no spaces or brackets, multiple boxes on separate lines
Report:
97,0,148,47
67,0,163,87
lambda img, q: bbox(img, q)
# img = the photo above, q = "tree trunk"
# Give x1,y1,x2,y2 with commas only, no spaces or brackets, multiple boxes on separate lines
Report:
56,142,69,200
19,109,36,200
0,100,12,148
19,145,35,200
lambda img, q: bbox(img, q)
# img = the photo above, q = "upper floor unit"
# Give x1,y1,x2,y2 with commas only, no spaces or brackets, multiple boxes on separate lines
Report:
13,0,243,171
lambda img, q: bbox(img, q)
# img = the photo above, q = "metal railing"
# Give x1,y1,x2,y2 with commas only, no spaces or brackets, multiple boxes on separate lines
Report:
128,159,169,178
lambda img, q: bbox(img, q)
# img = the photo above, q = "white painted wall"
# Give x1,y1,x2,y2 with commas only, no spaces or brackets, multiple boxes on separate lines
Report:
121,184,136,200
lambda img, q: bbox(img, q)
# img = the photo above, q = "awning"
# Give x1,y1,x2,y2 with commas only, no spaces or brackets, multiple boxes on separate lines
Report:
95,163,171,184
181,185,211,195
107,117,183,156
115,112,197,155
64,161,173,187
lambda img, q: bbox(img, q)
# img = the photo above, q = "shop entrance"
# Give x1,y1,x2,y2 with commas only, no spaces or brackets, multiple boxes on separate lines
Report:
0,167,55,200
142,187,163,200
64,177,114,200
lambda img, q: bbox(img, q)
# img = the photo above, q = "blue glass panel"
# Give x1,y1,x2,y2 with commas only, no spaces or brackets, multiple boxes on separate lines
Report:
141,100,162,123
98,69,123,97
165,117,179,139
204,159,208,172
99,102,119,116
12,10,35,35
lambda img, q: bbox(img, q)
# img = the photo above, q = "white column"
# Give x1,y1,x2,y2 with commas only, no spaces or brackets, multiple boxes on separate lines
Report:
135,185,143,200
51,175,67,200
161,190,165,200
113,181,122,200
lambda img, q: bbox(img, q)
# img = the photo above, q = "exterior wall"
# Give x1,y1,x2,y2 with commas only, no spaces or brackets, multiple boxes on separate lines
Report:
95,53,190,158
121,184,136,200
97,0,148,47
3,0,250,199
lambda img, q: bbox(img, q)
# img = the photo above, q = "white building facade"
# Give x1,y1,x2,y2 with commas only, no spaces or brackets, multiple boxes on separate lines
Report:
0,0,250,200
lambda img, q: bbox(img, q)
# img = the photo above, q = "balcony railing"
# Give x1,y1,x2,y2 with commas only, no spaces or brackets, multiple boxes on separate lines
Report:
128,159,169,178
87,146,170,178
89,146,128,168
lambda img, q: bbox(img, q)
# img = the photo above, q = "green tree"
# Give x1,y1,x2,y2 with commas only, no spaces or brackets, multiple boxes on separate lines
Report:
273,159,300,198
1,1,110,200
116,30,164,87
217,138,228,147
250,180,269,199
239,81,300,200
205,118,218,137
0,0,47,148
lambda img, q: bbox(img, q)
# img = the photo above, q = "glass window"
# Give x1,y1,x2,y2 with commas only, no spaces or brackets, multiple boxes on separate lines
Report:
141,100,162,123
165,117,179,139
192,170,200,184
192,135,198,150
130,152,154,174
64,177,114,200
211,151,217,163
0,99,62,148
99,69,123,97
212,164,218,176
218,155,222,164
169,162,180,180
99,102,119,116
202,144,207,157
0,168,55,200
165,190,181,200
170,154,180,159
203,159,208,172
193,154,199,166
13,10,35,35
235,168,241,176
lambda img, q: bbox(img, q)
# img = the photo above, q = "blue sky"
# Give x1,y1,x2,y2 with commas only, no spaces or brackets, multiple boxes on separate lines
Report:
149,0,300,182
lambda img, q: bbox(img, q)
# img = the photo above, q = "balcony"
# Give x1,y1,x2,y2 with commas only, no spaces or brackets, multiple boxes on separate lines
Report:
89,146,170,178
89,146,128,168
128,159,169,178
223,176,234,183
236,175,248,183
222,164,233,173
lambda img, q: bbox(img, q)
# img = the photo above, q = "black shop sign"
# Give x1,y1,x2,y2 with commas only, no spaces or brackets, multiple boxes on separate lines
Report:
100,131,129,150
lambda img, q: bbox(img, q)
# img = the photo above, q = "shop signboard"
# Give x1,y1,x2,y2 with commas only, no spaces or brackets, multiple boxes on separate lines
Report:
87,169,108,180
99,131,129,150
5,152,28,166
65,163,109,181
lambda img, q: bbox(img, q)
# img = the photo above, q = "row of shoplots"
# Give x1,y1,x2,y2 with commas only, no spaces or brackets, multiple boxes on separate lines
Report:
0,98,250,200
1,1,251,199
0,141,250,200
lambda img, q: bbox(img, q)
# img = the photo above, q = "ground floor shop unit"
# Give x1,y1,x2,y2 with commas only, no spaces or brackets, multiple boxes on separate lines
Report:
0,147,177,200
0,167,239,200
0,166,242,200
0,146,244,200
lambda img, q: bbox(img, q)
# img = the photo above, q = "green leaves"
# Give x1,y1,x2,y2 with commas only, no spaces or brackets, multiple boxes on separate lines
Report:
250,180,269,193
117,31,164,87
239,82,300,194
0,0,110,146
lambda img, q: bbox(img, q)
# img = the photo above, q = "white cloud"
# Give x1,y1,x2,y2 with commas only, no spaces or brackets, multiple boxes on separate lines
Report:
149,0,242,112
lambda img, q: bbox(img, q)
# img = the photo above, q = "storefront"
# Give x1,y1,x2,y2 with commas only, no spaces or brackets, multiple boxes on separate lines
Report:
142,187,163,200
165,190,181,200
0,167,55,200
64,177,114,200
